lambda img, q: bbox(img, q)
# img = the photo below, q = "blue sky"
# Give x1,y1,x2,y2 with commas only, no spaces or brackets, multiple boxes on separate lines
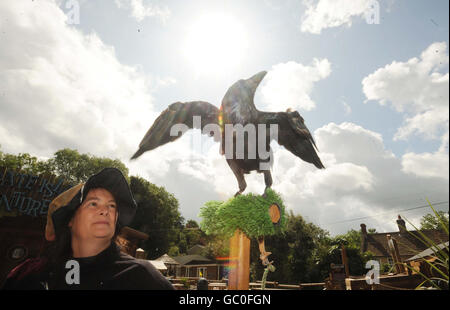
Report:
68,0,449,155
0,0,448,235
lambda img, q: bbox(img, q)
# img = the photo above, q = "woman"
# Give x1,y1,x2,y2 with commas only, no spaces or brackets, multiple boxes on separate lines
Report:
3,168,174,290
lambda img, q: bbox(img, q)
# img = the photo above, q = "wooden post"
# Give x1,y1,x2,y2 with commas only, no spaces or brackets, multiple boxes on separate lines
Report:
387,234,405,274
341,245,350,278
228,229,250,290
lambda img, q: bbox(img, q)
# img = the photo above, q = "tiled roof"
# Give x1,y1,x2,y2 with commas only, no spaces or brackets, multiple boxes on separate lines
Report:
364,229,448,259
172,255,213,266
148,260,168,270
155,254,180,265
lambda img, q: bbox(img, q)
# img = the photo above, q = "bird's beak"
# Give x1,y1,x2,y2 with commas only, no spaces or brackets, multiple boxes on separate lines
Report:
245,71,267,95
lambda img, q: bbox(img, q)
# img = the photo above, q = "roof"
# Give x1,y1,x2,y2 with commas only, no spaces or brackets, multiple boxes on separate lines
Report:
187,244,206,255
364,229,448,258
172,255,213,266
148,260,167,270
156,254,180,265
405,242,449,261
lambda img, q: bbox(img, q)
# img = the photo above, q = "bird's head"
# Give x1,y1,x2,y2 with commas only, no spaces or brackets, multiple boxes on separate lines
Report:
285,108,310,138
225,71,268,104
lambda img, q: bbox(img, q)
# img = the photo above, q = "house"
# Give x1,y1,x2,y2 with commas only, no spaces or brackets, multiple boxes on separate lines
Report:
187,244,206,255
172,254,226,280
360,215,448,266
155,254,180,277
148,260,168,274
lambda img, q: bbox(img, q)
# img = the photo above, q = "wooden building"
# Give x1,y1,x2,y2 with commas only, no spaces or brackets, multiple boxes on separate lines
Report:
360,216,448,265
172,254,226,280
155,254,180,277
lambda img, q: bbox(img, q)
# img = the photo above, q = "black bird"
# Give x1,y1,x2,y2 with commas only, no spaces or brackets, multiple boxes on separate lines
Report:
131,71,325,196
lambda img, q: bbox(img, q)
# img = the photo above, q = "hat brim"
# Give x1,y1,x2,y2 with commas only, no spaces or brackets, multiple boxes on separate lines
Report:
80,168,137,227
49,168,137,240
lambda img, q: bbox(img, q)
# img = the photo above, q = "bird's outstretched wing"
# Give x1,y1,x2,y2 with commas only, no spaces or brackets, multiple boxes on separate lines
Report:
131,101,220,160
275,112,325,169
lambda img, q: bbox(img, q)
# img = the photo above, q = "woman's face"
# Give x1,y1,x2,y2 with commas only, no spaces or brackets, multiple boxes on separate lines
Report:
69,188,118,242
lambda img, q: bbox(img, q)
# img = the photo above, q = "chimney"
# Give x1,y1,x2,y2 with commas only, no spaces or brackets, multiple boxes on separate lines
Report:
396,215,407,235
360,223,368,252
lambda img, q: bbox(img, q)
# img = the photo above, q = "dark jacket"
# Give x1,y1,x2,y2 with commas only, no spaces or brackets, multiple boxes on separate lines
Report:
3,243,174,290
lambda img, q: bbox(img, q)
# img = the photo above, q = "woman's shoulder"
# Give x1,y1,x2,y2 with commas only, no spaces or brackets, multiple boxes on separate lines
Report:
113,252,174,290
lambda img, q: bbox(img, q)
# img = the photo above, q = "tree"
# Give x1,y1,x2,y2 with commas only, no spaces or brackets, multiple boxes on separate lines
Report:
185,220,199,228
420,211,449,230
48,148,129,183
1,148,184,261
313,228,375,280
249,211,330,284
129,176,183,259
0,150,53,175
1,148,129,184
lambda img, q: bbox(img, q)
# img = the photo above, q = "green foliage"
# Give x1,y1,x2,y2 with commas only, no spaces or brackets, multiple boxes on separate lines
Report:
178,278,190,289
0,151,53,175
129,176,183,259
202,235,229,260
48,148,129,183
331,229,362,248
0,147,129,183
168,245,181,257
185,220,199,228
249,211,330,284
312,227,376,280
199,188,287,239
420,211,449,230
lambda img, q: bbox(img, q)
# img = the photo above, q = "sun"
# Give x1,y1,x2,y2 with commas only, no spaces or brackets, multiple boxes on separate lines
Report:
183,13,248,77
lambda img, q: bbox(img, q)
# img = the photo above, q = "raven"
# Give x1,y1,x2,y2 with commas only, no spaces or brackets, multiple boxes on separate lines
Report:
131,71,324,196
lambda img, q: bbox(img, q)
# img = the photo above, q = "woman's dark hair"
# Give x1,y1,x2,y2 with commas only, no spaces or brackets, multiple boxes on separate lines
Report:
40,193,123,275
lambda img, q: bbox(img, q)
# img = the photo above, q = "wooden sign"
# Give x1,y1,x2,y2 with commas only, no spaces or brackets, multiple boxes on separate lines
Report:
0,167,71,218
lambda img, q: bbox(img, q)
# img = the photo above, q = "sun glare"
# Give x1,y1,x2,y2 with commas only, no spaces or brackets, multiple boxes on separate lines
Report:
183,13,248,77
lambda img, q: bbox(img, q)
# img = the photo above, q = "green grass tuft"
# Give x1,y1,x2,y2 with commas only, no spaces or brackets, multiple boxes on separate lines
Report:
199,188,287,239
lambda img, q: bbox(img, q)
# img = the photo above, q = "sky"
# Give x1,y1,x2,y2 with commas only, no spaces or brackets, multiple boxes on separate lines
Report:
0,0,448,236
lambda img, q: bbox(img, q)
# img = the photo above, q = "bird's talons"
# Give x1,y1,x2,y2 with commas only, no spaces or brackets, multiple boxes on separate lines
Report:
260,251,272,266
234,190,243,197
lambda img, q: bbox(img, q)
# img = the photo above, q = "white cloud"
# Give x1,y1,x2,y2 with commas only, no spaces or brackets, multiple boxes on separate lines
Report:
362,42,449,181
362,42,449,141
402,151,449,180
300,0,376,34
0,0,172,164
270,122,448,234
135,121,448,235
115,0,170,22
259,59,331,112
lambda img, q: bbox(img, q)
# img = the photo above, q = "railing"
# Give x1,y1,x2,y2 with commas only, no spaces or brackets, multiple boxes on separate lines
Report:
167,277,325,290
